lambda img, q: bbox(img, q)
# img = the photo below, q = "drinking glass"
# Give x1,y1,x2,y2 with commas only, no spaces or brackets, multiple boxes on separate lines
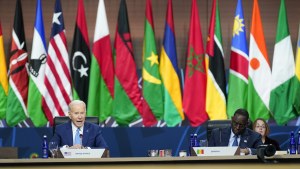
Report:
48,141,58,158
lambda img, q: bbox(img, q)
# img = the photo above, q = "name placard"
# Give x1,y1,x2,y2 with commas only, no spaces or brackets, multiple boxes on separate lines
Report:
192,147,239,156
59,148,106,158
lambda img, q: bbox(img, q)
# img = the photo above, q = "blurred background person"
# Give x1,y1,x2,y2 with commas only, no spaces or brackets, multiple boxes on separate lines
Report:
253,118,280,150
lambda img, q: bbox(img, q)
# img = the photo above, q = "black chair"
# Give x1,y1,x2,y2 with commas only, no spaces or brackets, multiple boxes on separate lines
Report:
206,120,231,141
52,116,99,135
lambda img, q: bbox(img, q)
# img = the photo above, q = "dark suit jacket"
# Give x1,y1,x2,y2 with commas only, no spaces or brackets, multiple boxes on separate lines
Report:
51,121,108,149
208,127,262,155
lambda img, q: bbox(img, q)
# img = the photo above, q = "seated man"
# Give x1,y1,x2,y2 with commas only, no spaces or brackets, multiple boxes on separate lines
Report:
208,109,262,155
51,100,108,149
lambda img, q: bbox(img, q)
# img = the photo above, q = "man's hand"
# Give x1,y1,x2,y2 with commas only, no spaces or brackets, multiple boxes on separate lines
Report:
239,148,250,155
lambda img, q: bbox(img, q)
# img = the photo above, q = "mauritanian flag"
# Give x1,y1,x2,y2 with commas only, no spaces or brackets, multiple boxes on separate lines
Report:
27,0,48,127
142,0,163,120
6,0,29,126
0,22,8,120
227,0,249,118
270,0,298,125
112,0,156,126
160,0,184,126
248,0,271,121
183,0,208,127
205,0,227,120
87,0,114,122
70,0,91,105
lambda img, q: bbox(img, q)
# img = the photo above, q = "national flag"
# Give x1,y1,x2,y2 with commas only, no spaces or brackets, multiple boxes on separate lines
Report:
205,0,227,120
70,0,91,105
160,0,184,126
112,0,156,126
87,0,114,122
43,0,72,125
294,24,300,116
248,0,271,121
270,0,298,125
142,0,164,120
27,0,48,127
183,0,208,126
6,0,29,126
0,22,8,120
227,0,249,117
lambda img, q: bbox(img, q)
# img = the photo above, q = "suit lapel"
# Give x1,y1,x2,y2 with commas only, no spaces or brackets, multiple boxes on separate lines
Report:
82,122,90,146
221,127,231,146
240,129,250,147
66,121,73,146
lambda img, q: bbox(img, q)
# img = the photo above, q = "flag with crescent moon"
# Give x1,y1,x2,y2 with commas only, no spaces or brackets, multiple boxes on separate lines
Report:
70,0,91,105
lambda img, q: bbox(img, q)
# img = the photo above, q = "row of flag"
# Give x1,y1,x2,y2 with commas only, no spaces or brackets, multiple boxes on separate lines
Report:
0,0,299,128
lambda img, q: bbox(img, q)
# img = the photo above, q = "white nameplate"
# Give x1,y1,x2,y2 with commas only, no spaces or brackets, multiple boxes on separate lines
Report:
193,147,238,156
60,148,105,158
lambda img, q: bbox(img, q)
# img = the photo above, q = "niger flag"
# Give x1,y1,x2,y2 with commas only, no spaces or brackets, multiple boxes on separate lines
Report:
205,0,227,120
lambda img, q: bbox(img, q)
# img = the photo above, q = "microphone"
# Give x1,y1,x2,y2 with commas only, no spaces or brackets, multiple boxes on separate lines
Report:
79,134,83,148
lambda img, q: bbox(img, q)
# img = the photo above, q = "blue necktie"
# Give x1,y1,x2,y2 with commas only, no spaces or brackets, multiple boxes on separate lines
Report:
232,135,238,146
74,128,81,145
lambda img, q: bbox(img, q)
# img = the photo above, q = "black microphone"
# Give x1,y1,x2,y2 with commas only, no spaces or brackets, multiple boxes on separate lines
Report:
79,134,83,148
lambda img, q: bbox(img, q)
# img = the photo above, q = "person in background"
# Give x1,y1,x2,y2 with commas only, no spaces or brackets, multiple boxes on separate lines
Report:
51,100,108,149
208,109,263,155
253,118,280,150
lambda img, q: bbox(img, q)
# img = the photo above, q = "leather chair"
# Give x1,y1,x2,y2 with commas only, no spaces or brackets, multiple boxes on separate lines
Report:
206,119,253,141
52,116,99,135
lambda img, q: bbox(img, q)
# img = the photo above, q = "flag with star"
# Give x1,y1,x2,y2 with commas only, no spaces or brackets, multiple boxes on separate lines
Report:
270,0,298,125
87,0,114,122
43,0,72,125
160,0,184,126
205,0,227,120
183,0,208,126
6,0,29,126
112,0,156,126
27,0,48,127
70,0,91,104
248,0,271,121
142,0,163,120
0,22,8,120
227,0,249,117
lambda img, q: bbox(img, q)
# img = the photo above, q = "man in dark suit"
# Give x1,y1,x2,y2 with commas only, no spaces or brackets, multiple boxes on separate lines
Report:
208,109,262,155
51,100,108,149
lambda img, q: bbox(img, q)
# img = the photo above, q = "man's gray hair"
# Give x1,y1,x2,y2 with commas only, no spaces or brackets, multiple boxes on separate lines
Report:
69,100,86,112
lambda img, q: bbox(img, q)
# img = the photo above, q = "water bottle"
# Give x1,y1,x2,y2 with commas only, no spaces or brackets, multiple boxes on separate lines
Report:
297,131,300,154
290,131,296,154
193,134,199,147
189,134,194,156
42,135,48,158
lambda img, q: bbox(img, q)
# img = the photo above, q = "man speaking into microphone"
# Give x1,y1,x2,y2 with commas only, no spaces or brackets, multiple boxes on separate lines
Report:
51,100,108,149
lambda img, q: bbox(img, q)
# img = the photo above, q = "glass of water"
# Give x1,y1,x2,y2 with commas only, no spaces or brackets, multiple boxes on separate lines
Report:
48,141,58,158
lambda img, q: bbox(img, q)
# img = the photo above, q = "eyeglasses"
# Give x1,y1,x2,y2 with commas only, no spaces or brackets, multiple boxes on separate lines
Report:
255,125,266,129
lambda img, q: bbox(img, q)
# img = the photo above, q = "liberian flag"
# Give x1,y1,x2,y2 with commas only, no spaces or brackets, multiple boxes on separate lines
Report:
270,0,298,125
227,0,249,117
205,0,227,120
87,0,114,122
28,0,48,127
248,0,271,121
43,0,72,125
160,0,184,126
6,0,29,126
183,0,208,126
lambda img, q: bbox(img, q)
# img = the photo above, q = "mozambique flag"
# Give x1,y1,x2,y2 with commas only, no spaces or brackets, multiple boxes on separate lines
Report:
6,0,29,126
227,0,249,118
0,22,8,120
205,0,227,120
142,0,163,120
87,0,114,122
183,0,208,127
160,0,184,126
112,0,156,126
248,0,271,121
70,0,91,105
27,0,48,127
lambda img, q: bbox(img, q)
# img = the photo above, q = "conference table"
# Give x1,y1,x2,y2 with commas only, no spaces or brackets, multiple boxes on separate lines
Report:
0,154,299,169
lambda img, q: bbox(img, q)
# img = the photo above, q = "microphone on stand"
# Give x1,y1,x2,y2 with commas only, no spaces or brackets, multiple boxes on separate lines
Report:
79,134,83,149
